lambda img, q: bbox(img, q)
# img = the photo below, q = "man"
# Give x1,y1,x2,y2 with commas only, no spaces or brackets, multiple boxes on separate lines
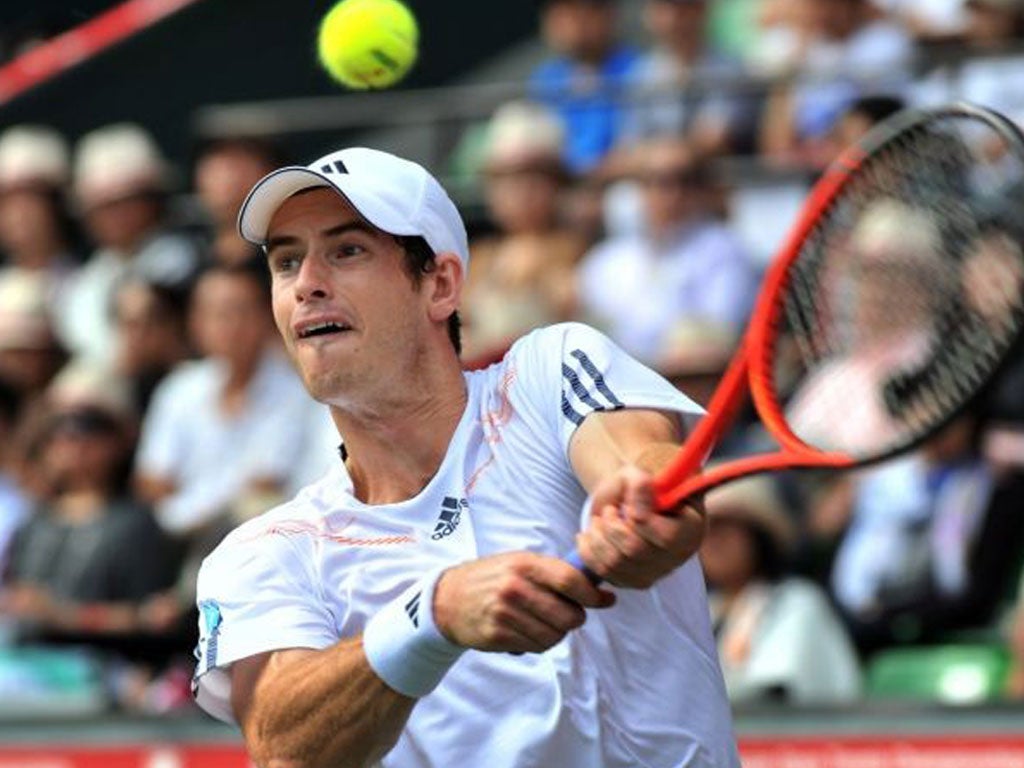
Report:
4,361,180,659
758,0,914,161
577,137,757,363
135,260,333,537
618,0,749,157
462,100,584,362
192,147,739,767
59,123,203,362
192,137,284,266
530,0,640,174
0,125,79,289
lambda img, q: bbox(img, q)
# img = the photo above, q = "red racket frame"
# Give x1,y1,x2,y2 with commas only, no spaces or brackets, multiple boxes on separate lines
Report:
651,103,1024,511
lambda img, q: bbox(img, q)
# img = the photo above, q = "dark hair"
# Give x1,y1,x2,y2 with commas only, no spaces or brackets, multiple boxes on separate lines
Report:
0,377,21,427
395,234,462,356
749,524,786,583
845,95,905,127
192,136,288,173
111,276,189,327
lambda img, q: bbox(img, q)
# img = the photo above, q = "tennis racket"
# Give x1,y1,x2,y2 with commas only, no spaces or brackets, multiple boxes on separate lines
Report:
567,102,1024,578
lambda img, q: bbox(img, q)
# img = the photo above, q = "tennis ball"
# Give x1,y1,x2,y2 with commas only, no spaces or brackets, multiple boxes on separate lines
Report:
317,0,419,90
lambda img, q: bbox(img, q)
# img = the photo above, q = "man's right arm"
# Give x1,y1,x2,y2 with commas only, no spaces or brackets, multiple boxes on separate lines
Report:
232,643,414,768
228,552,613,768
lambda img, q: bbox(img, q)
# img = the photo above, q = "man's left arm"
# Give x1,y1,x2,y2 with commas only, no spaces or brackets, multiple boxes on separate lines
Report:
568,408,706,589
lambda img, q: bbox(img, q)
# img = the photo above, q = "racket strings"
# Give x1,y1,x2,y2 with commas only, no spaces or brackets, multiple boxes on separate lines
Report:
774,113,1024,459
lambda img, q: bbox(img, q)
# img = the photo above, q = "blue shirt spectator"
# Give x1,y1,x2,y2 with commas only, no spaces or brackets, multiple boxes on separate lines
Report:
530,0,641,173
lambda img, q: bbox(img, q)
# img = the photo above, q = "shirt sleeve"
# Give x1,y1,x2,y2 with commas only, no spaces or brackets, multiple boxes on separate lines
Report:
192,526,338,723
511,323,704,459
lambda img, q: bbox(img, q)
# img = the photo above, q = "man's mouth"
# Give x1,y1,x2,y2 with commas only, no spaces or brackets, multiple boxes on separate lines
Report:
297,321,352,340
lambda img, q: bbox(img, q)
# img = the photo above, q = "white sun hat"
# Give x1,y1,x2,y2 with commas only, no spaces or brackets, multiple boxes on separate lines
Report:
0,125,69,189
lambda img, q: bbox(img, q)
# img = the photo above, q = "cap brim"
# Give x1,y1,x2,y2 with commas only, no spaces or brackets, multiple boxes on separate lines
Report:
237,167,334,245
238,165,424,247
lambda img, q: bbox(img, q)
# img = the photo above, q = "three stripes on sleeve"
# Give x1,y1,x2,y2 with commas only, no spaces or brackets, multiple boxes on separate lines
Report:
561,349,623,426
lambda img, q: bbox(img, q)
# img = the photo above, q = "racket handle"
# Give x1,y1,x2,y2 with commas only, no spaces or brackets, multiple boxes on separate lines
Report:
564,547,603,585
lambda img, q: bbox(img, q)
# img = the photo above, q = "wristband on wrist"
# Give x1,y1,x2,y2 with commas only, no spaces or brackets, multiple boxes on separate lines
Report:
362,568,465,698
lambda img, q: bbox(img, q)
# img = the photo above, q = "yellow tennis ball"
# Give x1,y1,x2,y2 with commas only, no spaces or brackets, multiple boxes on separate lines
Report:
317,0,419,90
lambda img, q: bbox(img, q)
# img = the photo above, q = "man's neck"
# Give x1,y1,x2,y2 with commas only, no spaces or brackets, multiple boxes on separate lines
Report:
55,489,108,523
332,363,468,506
12,240,65,270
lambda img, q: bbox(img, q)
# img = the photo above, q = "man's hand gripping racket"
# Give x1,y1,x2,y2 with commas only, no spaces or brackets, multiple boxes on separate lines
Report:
567,103,1024,582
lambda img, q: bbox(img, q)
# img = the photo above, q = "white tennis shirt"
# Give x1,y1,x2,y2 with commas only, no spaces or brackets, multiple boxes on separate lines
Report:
193,323,740,768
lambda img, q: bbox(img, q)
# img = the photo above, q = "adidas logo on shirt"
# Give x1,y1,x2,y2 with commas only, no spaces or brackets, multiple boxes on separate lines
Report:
405,590,421,628
432,496,467,540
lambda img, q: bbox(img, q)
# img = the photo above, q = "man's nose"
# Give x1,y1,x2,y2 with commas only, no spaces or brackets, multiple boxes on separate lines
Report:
294,253,330,301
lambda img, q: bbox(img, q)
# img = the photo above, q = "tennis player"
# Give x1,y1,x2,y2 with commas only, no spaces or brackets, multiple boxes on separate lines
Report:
192,147,740,768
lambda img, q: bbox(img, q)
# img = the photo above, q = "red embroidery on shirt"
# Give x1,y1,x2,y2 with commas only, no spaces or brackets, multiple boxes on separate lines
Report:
482,367,517,443
241,517,415,546
468,367,518,493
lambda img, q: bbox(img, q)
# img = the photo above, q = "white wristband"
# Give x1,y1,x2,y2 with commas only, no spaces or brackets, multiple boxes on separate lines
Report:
362,568,465,698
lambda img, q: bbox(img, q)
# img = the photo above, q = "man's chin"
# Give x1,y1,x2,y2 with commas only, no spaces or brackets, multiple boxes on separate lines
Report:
301,370,348,404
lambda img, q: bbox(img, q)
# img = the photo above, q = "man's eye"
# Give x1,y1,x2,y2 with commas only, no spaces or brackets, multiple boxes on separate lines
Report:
334,243,365,259
272,255,300,273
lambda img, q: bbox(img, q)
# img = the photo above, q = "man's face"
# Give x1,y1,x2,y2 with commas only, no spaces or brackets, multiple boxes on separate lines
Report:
541,0,616,61
484,167,561,233
636,142,701,233
643,0,706,48
0,188,61,256
190,271,271,366
114,282,183,374
196,149,276,229
265,188,427,405
83,193,161,253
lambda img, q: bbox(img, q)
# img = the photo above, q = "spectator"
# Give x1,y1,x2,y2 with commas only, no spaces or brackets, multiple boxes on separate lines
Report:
59,123,203,363
1,361,180,662
193,137,283,266
913,0,1024,126
576,137,757,362
654,318,738,408
461,101,585,361
785,199,943,455
1007,576,1024,699
829,94,905,153
530,0,640,174
0,269,67,403
0,125,79,297
758,0,915,163
619,0,750,157
829,409,1024,656
701,475,862,704
133,260,333,540
745,0,820,79
110,277,192,414
0,378,29,575
874,0,968,41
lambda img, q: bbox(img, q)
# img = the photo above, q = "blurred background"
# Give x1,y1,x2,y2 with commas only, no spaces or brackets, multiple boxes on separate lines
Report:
0,0,1023,765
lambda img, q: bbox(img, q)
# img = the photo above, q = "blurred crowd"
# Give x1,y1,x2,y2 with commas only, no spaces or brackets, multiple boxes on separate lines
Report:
0,0,1023,715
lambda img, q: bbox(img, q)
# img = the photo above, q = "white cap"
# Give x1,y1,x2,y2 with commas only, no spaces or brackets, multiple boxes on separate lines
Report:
237,147,470,266
74,123,169,208
0,125,69,189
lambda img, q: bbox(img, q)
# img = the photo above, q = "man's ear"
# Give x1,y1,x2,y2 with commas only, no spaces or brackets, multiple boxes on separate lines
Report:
425,252,464,323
